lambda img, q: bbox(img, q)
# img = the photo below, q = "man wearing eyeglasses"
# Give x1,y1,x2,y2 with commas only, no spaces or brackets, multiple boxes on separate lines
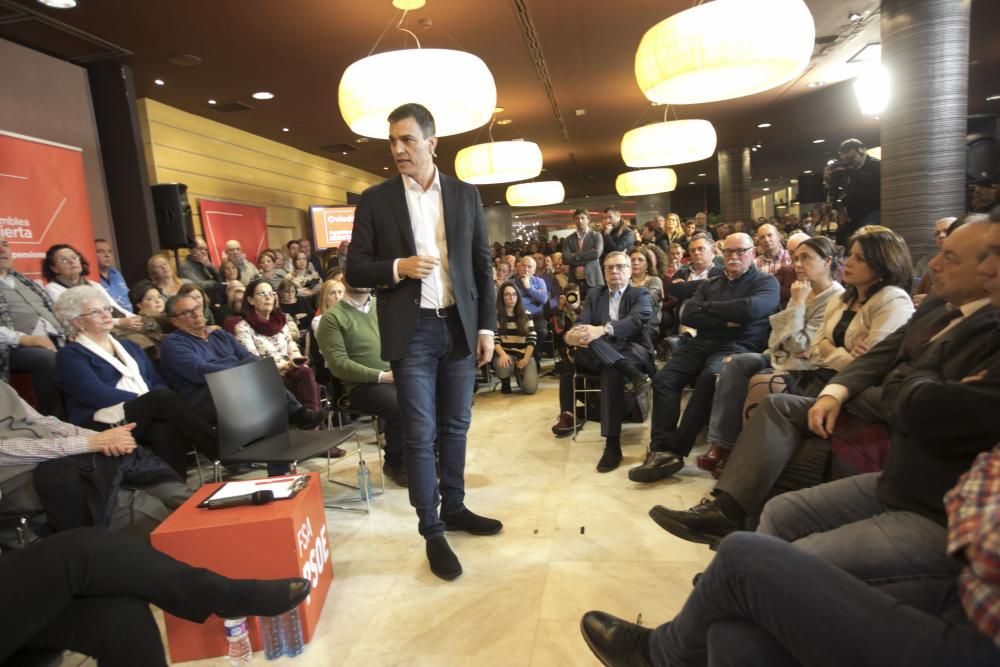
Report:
630,233,780,483
551,251,655,473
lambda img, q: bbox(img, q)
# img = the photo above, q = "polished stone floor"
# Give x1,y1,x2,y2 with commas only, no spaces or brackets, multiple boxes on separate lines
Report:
155,370,716,666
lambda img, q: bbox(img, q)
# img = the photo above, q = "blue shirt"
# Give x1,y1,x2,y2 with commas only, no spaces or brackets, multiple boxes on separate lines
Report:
159,329,256,400
513,275,548,317
99,267,133,313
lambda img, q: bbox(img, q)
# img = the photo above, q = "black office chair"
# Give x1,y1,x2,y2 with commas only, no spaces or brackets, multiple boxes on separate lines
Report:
204,358,375,512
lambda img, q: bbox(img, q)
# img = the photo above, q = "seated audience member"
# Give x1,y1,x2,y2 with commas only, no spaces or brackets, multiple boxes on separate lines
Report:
53,286,217,477
913,215,960,305
118,280,168,362
0,240,65,416
630,233,780,483
661,243,686,280
284,239,301,272
277,278,313,340
223,239,260,286
649,217,997,566
551,252,655,472
178,237,225,306
288,252,321,298
512,255,548,359
312,278,345,336
494,260,512,289
93,238,132,313
256,249,284,292
581,461,1000,667
158,294,323,429
772,231,810,306
218,258,244,292
753,223,793,275
602,205,636,257
176,282,216,326
697,236,844,476
629,247,663,343
217,283,246,333
297,238,324,276
316,277,406,486
269,248,289,277
234,279,322,417
493,282,538,395
551,252,569,291
0,380,189,537
1,527,310,666
42,244,139,325
147,253,190,298
535,253,561,315
664,233,720,303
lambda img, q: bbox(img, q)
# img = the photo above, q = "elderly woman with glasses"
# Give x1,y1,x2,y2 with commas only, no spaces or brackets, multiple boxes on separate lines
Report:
53,285,217,477
43,244,142,331
234,279,322,415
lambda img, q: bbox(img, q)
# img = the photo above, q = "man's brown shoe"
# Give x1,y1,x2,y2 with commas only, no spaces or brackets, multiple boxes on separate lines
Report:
552,411,581,437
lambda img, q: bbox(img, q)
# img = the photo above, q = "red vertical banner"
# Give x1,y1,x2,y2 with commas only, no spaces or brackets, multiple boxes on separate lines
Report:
0,130,96,278
198,199,268,265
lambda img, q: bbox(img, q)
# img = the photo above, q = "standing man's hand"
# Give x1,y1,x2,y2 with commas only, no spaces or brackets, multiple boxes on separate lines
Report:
476,334,494,367
398,255,440,280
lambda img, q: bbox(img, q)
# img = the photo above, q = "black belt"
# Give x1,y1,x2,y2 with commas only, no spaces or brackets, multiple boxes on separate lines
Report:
419,306,457,319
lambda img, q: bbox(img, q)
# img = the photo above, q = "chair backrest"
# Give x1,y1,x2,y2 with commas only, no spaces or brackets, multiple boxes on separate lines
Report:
205,358,289,456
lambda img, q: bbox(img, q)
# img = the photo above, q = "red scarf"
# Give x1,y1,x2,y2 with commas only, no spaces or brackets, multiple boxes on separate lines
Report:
244,309,286,337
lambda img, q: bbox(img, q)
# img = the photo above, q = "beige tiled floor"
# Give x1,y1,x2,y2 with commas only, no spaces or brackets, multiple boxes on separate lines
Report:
161,370,716,666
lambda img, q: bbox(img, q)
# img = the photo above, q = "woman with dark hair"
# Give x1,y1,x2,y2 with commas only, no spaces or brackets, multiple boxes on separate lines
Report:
629,248,663,342
116,280,168,362
146,253,189,298
234,279,322,415
288,253,321,298
492,282,538,394
42,244,138,325
256,249,284,292
53,285,217,476
176,282,216,326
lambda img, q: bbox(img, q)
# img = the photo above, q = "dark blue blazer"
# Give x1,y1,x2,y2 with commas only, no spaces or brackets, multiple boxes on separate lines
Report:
56,338,165,426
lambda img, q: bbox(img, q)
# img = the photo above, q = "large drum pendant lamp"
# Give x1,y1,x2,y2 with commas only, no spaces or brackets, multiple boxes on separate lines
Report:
621,119,717,167
635,0,815,105
506,181,565,207
455,140,543,184
339,49,497,138
615,168,677,197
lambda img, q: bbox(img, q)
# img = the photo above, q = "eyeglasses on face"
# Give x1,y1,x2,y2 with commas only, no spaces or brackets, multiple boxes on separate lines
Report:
171,306,202,319
79,306,115,318
604,263,630,272
722,247,754,257
56,254,81,264
254,290,276,298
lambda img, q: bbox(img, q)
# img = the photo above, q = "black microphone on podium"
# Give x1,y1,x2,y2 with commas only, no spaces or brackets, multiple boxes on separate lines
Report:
206,489,275,510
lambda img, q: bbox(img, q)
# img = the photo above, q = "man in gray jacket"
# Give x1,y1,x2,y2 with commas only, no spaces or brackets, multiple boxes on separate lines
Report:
563,209,604,296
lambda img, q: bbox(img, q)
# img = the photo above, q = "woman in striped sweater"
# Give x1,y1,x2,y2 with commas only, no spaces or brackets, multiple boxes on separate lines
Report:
493,282,538,395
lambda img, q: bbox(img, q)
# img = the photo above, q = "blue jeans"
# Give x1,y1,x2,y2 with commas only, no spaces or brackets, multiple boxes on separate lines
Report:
391,314,475,537
647,533,997,667
705,352,770,448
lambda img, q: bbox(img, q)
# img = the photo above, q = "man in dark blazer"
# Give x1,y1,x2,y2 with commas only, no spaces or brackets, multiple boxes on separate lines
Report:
650,218,1000,584
563,209,604,296
345,103,500,582
551,251,655,472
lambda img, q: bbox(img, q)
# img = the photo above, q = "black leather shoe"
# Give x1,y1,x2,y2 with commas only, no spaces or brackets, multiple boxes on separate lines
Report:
648,499,741,548
290,407,323,430
628,450,684,483
218,578,311,618
426,535,462,580
442,508,503,535
580,610,653,667
624,373,651,395
383,462,407,487
596,447,622,473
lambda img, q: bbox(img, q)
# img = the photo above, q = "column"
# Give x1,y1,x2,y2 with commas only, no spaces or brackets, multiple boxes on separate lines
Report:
717,147,752,225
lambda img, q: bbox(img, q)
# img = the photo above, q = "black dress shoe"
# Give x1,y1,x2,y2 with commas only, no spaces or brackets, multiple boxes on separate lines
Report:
426,535,462,580
580,610,654,667
596,447,622,473
217,578,312,618
383,462,407,487
442,508,503,535
648,499,741,548
624,373,651,395
628,450,684,483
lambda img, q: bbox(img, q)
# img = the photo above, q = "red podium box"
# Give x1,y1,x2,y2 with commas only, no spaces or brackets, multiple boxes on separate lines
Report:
151,472,333,663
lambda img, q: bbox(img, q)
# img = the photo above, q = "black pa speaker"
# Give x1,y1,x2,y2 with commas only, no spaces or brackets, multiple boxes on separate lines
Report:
967,134,1000,183
151,183,195,249
797,172,825,204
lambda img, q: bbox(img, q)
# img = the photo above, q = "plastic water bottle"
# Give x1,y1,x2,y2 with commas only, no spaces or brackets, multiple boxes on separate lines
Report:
224,618,252,665
258,616,282,660
357,460,372,500
279,607,305,657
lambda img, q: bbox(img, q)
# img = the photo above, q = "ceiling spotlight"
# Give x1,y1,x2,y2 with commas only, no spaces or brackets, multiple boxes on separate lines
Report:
37,0,77,8
757,122,772,128
496,119,513,125
803,169,813,174
252,91,275,100
848,12,862,21
987,95,1000,101
751,147,758,152
812,138,826,144
807,81,826,88
282,128,289,132
493,106,505,113
154,79,165,86
341,152,348,156
575,109,587,116
383,166,389,170
764,178,769,182
688,181,696,185
697,173,707,177
763,187,771,191
207,99,217,105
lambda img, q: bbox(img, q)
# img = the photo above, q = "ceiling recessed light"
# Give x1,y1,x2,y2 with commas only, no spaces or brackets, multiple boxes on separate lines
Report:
988,95,1000,101
751,147,758,152
574,109,587,116
494,200,501,204
807,81,826,88
762,187,770,192
383,166,389,170
341,152,348,155
688,181,695,185
756,122,772,128
764,178,769,182
355,137,370,143
154,79,165,86
812,138,826,144
496,119,513,125
803,170,813,174
207,99,217,105
37,0,77,8
282,127,289,132
493,106,505,113
848,12,862,21
252,91,275,100
697,173,706,177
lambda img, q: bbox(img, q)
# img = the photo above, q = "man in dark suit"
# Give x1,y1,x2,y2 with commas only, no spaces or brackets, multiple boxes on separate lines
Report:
650,218,1000,584
345,103,500,582
551,251,655,472
563,209,604,296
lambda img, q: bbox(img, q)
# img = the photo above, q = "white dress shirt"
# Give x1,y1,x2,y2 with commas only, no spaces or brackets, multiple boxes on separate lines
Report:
393,168,454,309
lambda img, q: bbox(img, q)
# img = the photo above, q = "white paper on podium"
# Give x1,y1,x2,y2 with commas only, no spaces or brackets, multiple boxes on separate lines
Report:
203,474,308,503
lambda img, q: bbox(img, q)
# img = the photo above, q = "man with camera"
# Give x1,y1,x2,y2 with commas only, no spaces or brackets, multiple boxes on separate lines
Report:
825,138,881,247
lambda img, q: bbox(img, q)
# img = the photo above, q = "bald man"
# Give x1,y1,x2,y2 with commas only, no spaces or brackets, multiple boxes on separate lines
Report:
223,240,260,286
913,217,959,303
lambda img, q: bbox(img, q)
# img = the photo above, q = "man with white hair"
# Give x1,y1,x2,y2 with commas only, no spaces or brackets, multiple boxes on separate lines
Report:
223,240,260,286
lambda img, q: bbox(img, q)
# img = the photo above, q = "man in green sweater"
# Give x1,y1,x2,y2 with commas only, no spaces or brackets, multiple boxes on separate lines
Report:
316,279,406,486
